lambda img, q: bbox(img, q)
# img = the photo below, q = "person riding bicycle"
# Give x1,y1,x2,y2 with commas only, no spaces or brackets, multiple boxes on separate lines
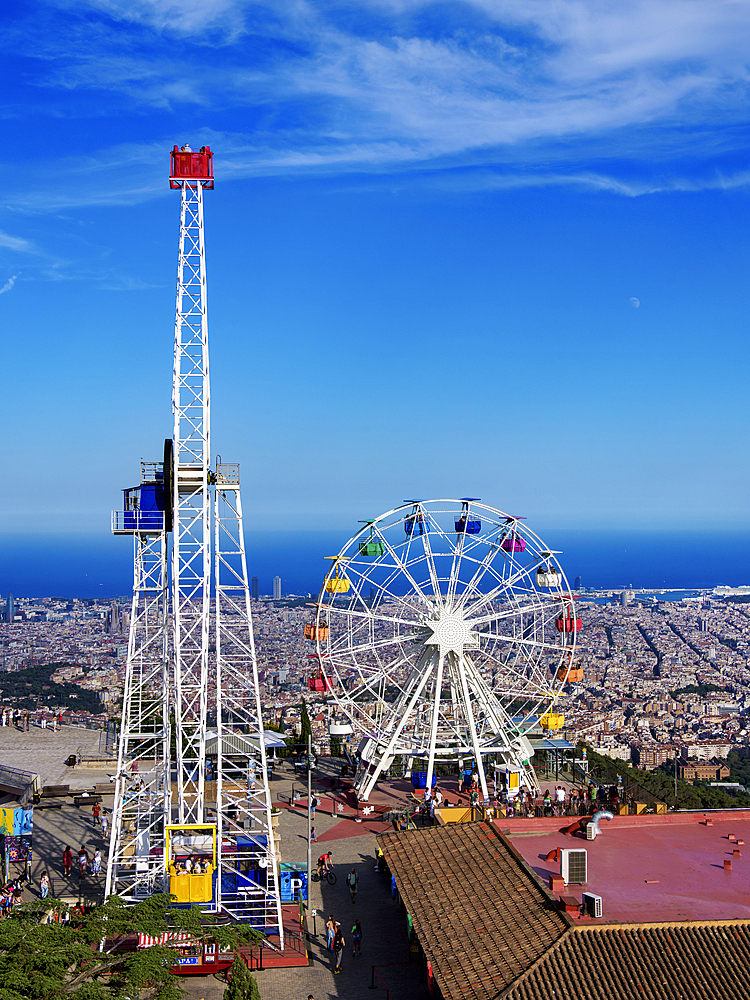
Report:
317,852,333,877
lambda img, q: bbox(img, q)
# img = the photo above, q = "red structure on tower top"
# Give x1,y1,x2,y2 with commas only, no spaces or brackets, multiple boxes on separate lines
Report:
170,145,214,189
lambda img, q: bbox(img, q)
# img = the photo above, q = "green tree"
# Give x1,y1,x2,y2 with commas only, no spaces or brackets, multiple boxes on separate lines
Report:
0,893,261,1000
224,956,261,1000
299,698,313,748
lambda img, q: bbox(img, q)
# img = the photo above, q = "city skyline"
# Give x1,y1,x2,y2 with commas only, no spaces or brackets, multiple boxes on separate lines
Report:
1,2,749,554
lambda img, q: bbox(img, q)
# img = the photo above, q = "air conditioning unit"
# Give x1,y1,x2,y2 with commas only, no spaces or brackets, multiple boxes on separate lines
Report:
582,892,602,918
586,822,597,840
561,848,587,885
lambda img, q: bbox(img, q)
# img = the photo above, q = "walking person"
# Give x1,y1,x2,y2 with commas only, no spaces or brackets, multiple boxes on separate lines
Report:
332,923,345,974
346,866,358,903
77,847,89,881
62,846,73,877
92,849,102,876
92,802,101,827
101,811,109,838
352,918,362,957
40,871,50,899
326,914,336,951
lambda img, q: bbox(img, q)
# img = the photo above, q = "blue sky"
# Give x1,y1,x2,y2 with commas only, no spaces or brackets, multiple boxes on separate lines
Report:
2,0,750,578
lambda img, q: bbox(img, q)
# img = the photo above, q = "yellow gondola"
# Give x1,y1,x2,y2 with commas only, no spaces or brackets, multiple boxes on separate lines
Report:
324,557,351,594
539,712,565,730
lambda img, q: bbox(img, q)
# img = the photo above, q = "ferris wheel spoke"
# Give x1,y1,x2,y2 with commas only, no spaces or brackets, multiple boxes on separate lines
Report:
370,522,435,610
424,651,445,790
470,645,554,702
328,648,414,696
445,513,492,605
458,559,540,618
419,509,450,604
468,595,562,629
480,631,565,655
371,646,437,749
340,557,409,606
324,603,421,630
446,531,465,606
453,532,514,607
328,631,418,657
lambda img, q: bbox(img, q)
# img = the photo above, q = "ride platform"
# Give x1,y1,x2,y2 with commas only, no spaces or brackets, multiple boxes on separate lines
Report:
238,904,308,969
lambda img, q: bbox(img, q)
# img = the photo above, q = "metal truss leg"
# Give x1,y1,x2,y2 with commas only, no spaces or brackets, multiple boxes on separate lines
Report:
214,477,284,942
105,531,170,901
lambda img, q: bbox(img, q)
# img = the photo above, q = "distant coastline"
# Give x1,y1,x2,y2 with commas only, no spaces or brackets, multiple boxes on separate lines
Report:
0,527,748,598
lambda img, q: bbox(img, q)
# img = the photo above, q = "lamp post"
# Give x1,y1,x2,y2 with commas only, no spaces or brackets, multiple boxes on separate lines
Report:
307,734,312,909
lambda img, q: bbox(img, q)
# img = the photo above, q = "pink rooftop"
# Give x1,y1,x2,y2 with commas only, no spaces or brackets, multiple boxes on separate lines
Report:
499,811,750,923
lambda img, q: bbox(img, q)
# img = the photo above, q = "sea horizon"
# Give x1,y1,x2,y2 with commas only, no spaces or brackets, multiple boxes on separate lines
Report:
0,527,748,599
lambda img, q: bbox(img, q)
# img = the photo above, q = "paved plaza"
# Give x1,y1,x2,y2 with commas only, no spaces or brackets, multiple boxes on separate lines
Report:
3,732,430,1000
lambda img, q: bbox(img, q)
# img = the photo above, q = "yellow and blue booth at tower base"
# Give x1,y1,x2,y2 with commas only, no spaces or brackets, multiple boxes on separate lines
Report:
166,824,217,906
0,807,32,837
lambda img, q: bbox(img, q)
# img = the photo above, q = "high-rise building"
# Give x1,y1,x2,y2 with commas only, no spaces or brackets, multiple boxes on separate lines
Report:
574,576,582,591
273,576,282,600
5,594,14,623
106,600,122,635
251,576,259,600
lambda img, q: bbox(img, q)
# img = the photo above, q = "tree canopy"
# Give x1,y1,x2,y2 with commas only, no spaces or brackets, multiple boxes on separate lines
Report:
581,744,750,809
299,698,313,747
0,893,262,1000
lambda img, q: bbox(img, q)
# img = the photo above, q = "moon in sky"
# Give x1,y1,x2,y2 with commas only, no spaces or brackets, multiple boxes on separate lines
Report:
629,297,640,308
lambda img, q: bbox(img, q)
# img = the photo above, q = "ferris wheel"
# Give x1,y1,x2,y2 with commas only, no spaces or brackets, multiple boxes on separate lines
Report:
308,499,582,803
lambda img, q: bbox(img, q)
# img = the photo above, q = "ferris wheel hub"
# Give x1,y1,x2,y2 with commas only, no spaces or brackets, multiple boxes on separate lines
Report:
422,611,479,656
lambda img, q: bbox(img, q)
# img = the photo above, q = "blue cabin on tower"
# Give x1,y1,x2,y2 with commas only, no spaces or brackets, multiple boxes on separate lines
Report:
112,451,171,534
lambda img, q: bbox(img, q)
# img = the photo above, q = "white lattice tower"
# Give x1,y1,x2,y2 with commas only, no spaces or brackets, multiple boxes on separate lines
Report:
105,523,170,901
107,149,283,940
171,179,211,824
214,471,284,938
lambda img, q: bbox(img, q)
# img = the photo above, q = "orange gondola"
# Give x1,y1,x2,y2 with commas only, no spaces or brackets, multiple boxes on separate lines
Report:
304,621,329,642
557,662,584,683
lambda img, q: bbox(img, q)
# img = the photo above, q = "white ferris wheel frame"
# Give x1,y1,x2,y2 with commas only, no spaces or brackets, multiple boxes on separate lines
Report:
314,499,579,803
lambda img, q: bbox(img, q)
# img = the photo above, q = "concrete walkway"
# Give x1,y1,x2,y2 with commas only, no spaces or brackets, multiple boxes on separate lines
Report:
179,828,429,1000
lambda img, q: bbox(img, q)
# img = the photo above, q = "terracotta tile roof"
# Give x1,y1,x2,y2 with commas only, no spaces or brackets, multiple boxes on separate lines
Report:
505,922,750,1000
378,822,569,1000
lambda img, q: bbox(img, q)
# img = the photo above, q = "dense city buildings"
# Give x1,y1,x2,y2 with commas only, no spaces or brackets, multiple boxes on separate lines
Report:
1,588,749,778
551,591,750,778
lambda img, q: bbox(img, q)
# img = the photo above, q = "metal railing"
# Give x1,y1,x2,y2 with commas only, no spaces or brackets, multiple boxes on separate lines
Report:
215,463,240,485
0,763,40,804
111,510,165,532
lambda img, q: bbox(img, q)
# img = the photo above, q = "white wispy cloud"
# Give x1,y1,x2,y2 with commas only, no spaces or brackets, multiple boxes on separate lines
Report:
0,231,35,251
8,0,750,198
0,275,18,295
